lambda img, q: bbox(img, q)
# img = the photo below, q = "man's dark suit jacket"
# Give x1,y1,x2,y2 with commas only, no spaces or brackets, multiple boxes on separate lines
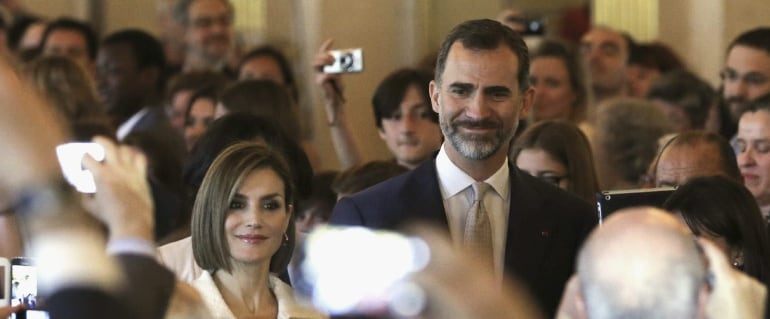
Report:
124,106,187,239
330,158,598,317
45,254,175,319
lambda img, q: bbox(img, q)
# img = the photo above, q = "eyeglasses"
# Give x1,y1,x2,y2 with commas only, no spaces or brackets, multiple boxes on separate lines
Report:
731,138,770,155
190,14,232,29
720,68,769,87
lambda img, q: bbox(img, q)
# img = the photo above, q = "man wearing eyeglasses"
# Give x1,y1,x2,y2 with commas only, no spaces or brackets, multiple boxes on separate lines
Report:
173,0,235,76
722,28,770,127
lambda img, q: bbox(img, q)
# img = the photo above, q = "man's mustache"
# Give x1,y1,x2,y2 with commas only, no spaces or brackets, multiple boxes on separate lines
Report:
452,118,501,130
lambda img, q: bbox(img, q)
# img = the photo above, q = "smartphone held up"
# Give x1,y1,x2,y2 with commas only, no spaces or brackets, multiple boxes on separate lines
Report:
55,142,105,193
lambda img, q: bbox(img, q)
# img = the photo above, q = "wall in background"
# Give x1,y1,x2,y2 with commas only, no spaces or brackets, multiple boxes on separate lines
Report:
19,0,770,170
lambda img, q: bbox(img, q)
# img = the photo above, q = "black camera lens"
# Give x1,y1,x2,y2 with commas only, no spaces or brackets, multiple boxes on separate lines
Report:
340,53,354,71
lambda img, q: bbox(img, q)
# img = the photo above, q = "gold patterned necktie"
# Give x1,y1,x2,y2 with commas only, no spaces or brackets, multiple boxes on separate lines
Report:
464,182,493,262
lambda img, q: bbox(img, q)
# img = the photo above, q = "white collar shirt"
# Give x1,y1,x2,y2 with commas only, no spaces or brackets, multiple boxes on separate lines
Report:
435,144,510,277
116,107,150,141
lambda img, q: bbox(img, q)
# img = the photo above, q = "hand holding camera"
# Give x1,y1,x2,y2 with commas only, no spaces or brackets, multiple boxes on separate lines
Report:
314,39,347,108
79,137,154,242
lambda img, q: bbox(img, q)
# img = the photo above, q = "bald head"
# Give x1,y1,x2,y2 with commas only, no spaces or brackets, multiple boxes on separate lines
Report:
654,131,743,187
577,207,708,319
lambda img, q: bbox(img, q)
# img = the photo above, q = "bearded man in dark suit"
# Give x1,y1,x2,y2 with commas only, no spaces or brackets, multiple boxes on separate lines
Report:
330,19,597,317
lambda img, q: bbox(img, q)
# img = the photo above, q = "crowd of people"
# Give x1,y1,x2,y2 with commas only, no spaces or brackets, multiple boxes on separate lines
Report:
0,0,769,318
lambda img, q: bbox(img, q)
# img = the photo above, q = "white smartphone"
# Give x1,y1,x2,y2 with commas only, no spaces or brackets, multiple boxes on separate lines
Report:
55,142,105,193
302,226,429,316
323,48,364,74
0,257,9,307
10,257,38,319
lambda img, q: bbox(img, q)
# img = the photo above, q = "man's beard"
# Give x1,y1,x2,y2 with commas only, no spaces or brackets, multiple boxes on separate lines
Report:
726,95,750,123
440,115,512,160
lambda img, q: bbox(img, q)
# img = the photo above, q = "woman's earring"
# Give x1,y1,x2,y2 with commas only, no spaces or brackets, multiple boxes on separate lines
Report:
283,233,289,246
732,249,745,269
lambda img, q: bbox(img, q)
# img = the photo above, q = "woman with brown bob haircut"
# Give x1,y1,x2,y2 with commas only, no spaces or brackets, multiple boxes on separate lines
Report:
191,142,324,318
511,120,600,205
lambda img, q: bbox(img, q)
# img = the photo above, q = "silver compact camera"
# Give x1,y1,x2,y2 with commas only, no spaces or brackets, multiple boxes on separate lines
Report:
323,48,364,74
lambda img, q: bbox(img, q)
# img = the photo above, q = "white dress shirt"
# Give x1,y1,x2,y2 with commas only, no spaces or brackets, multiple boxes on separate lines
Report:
435,145,510,277
116,107,150,141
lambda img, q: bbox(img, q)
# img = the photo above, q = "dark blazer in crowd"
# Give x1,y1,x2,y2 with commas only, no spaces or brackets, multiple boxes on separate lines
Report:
330,157,598,316
45,254,175,319
129,106,186,159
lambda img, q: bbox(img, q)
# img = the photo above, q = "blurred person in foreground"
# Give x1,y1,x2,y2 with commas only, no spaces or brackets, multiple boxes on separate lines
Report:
557,207,767,319
0,51,193,317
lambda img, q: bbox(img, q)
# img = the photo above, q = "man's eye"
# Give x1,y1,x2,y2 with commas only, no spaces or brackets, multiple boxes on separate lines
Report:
545,79,561,88
450,88,468,96
491,91,511,101
390,113,403,121
745,74,769,86
720,70,738,81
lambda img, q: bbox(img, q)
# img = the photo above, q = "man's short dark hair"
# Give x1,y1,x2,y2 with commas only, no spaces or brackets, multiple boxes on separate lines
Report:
434,19,530,92
173,0,233,26
102,29,167,90
165,70,229,106
371,68,437,128
238,46,298,102
728,27,770,55
647,70,715,130
40,18,98,60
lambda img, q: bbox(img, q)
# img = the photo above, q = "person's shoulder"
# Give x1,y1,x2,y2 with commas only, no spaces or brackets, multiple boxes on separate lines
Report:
157,236,202,283
330,161,432,227
347,161,426,201
157,236,192,260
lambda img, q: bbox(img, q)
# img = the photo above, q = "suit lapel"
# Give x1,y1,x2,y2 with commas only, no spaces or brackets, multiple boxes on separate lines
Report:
399,159,449,229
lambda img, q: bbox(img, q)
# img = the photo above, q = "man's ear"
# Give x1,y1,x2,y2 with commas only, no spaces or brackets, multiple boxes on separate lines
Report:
429,80,440,113
377,127,387,141
573,289,588,319
518,86,535,120
695,282,710,319
556,275,588,319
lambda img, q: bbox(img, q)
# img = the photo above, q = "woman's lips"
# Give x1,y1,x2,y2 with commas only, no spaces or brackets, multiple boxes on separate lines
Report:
236,234,268,244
